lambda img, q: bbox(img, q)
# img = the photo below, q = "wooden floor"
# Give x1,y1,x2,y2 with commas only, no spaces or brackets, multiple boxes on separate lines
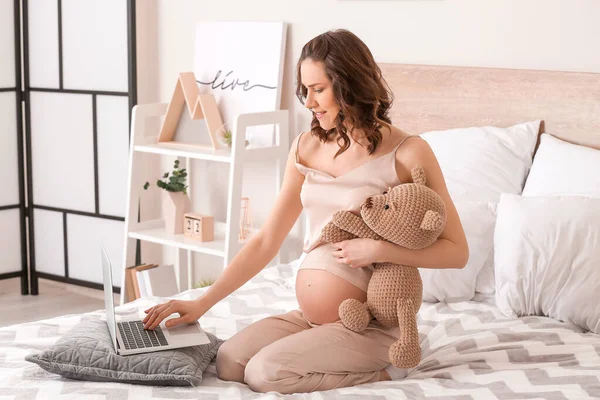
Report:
0,278,120,327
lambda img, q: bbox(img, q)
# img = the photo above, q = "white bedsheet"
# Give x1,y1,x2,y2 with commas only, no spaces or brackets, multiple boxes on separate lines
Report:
1,262,600,399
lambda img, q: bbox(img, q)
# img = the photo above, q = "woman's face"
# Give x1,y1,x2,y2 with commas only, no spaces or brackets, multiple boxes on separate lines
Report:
300,59,340,131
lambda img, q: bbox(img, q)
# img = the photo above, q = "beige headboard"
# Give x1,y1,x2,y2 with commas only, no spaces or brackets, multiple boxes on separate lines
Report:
379,63,600,150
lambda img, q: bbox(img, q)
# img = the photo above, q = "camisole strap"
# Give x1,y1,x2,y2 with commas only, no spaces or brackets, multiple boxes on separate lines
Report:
393,134,420,154
295,132,305,163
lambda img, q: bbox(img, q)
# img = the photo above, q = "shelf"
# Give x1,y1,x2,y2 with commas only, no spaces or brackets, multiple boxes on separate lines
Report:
134,136,283,163
128,219,255,257
134,138,233,162
121,105,289,306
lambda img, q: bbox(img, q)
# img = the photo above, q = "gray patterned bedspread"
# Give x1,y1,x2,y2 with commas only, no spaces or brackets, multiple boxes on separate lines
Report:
2,262,600,399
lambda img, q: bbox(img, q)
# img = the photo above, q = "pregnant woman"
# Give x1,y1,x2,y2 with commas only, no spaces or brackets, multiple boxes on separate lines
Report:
142,29,469,394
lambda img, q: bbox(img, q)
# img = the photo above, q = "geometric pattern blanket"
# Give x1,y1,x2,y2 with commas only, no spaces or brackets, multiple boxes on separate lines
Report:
1,262,600,399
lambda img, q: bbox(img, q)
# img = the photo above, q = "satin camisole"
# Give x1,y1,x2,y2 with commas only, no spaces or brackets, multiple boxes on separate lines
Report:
294,133,416,292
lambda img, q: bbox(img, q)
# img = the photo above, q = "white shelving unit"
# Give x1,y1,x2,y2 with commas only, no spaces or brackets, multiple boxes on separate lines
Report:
119,102,289,305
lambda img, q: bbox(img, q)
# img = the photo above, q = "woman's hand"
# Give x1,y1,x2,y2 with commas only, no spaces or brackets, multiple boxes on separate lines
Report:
142,298,206,330
331,238,383,269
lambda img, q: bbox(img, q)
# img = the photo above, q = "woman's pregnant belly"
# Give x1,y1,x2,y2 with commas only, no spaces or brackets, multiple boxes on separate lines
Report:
296,269,367,325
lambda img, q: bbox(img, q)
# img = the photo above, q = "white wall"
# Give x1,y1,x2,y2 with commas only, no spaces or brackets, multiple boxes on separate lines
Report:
135,0,600,281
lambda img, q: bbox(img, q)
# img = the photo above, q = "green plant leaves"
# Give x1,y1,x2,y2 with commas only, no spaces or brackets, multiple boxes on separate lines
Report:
143,160,189,194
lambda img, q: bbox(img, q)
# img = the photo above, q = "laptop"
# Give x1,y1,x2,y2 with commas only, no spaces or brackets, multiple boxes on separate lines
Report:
101,242,210,355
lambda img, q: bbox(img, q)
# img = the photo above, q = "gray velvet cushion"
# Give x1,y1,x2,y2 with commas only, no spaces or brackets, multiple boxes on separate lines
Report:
25,316,223,386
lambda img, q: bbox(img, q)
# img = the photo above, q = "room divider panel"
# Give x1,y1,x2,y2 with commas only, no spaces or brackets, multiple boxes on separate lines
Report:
0,0,28,295
0,0,137,296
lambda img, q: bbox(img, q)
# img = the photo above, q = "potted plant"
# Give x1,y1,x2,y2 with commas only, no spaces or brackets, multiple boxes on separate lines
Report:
192,278,215,289
220,128,233,147
143,160,191,234
217,123,249,148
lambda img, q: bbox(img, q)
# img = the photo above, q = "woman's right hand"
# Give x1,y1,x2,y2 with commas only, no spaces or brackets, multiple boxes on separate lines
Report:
142,298,206,330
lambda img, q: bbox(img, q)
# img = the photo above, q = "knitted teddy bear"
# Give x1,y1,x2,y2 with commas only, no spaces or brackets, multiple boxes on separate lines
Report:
319,165,447,368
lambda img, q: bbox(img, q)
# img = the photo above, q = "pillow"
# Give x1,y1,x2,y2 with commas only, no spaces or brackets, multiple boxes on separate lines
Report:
420,201,496,302
421,120,540,202
422,121,540,298
523,133,600,198
494,194,600,334
474,251,495,295
25,316,223,386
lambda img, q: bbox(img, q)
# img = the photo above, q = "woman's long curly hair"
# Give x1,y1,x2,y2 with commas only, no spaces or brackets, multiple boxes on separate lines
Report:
295,29,394,157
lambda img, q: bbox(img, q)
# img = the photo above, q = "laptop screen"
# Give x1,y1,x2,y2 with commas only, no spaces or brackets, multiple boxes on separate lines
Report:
100,242,118,352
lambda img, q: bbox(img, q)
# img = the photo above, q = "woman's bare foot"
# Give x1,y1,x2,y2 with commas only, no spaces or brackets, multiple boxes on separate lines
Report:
379,369,391,381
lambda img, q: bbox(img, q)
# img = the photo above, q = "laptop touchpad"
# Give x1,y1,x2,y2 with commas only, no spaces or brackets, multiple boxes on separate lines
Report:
166,323,202,336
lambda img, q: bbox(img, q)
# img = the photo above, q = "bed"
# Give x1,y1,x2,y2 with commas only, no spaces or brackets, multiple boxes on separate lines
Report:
2,63,600,399
2,262,600,399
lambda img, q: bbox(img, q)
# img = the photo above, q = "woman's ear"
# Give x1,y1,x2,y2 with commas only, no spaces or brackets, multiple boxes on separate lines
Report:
420,210,444,231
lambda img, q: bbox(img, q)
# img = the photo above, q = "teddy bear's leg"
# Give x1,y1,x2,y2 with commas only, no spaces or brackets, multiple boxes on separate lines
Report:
339,298,372,332
389,298,421,368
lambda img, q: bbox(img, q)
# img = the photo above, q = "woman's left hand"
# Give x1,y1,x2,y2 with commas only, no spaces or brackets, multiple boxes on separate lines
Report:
331,238,382,268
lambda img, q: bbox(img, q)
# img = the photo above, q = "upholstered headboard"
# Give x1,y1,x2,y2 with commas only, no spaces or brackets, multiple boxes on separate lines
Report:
379,63,600,149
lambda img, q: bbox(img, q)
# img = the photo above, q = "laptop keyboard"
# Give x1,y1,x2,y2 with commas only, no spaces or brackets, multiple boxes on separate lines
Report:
117,320,168,350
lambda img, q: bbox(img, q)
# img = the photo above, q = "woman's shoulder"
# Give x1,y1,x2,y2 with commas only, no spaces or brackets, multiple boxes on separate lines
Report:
294,131,323,164
390,126,436,183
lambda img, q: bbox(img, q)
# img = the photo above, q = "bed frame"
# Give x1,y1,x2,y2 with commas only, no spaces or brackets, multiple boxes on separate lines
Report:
379,63,600,150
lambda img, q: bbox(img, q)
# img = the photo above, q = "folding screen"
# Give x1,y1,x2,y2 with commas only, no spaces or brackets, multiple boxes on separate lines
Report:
0,0,27,295
0,0,137,295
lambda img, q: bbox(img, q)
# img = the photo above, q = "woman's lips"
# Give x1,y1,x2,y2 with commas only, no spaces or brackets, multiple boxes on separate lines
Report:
315,111,326,119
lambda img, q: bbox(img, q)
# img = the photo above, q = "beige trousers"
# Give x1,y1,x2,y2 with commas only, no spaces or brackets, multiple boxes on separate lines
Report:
215,309,400,394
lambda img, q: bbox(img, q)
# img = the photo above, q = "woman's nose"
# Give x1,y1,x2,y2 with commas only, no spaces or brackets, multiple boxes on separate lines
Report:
305,93,317,110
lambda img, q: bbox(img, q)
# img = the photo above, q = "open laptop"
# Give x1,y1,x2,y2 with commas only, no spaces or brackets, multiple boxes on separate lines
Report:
101,242,210,355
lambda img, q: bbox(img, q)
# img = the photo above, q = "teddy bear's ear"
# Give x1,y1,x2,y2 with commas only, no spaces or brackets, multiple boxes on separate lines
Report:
420,210,444,231
411,165,427,186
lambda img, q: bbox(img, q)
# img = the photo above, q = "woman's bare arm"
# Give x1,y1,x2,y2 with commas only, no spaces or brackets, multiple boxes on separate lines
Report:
377,136,469,269
143,136,305,330
193,136,305,313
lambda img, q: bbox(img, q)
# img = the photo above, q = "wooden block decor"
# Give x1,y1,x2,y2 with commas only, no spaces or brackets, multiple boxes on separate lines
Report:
239,197,253,240
158,72,224,150
184,212,215,242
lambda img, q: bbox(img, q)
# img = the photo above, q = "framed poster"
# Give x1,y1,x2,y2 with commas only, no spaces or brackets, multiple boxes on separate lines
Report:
193,21,287,147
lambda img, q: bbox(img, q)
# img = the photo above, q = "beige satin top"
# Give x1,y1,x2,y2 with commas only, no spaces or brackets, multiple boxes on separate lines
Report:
295,133,415,291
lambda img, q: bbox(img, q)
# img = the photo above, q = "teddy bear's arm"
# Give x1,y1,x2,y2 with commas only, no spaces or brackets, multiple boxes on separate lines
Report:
332,211,384,241
320,220,357,244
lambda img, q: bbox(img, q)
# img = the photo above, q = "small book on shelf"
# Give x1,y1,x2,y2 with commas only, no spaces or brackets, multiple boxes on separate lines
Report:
124,263,158,302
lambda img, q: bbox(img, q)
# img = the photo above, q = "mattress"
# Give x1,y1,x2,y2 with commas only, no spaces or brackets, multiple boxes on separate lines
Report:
1,261,599,399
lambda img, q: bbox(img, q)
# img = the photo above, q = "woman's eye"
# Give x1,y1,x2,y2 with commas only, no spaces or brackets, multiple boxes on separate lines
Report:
314,88,323,93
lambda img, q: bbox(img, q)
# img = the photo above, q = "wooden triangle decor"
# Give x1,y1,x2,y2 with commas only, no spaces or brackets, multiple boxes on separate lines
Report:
157,72,224,150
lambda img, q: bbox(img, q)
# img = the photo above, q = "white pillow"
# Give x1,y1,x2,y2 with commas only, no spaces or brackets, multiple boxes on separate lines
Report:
494,194,600,334
421,120,540,202
421,121,540,298
420,201,496,303
523,133,600,198
474,252,495,295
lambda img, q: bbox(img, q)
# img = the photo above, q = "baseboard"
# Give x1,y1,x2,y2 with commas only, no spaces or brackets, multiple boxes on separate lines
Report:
39,278,120,304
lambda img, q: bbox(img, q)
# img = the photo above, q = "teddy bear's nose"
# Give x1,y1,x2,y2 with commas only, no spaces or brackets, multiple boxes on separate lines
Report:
363,197,373,209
